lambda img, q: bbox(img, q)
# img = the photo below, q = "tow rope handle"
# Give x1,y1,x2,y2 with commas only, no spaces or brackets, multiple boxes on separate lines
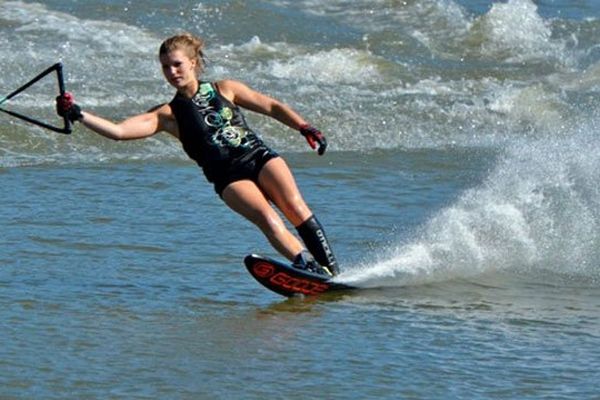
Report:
0,63,72,134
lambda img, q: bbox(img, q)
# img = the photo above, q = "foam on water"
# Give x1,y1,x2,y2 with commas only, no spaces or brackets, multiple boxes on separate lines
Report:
267,48,382,84
341,121,600,288
1,2,159,71
211,36,383,85
2,0,598,166
473,0,571,67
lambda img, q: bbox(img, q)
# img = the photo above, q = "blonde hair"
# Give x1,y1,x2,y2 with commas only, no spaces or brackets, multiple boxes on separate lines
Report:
159,33,206,74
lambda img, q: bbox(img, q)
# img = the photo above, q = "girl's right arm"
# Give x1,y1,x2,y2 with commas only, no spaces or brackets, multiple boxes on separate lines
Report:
79,104,177,140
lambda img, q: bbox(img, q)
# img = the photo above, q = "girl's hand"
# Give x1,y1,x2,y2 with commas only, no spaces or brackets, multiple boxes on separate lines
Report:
299,124,327,155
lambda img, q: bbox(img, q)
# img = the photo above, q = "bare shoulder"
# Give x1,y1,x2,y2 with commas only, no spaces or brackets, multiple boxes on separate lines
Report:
216,79,246,91
216,79,252,101
216,79,274,110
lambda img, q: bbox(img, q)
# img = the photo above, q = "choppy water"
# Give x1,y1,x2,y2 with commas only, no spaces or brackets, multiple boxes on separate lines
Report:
1,1,599,399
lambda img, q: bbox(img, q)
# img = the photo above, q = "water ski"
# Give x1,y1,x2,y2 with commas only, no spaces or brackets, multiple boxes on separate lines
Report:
244,254,355,297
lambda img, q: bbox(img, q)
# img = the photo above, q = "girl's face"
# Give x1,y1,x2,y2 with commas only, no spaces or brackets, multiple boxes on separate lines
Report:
160,49,197,90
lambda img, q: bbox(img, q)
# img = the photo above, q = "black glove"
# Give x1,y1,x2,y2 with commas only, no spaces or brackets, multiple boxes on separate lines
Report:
56,92,83,122
299,124,327,155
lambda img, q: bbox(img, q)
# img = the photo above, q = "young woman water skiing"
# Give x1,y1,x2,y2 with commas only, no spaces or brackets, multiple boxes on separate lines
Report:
56,33,339,276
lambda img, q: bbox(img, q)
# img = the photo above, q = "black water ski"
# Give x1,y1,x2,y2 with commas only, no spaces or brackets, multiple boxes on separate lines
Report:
244,254,355,297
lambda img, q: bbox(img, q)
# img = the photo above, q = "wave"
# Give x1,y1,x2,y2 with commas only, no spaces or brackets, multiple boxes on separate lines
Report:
1,0,599,168
341,122,600,288
2,0,600,288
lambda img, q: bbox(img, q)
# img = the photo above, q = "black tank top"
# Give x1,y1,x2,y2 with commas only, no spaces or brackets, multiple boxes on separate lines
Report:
169,81,265,178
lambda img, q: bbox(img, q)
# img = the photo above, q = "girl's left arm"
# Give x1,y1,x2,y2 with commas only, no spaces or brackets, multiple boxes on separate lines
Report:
217,79,308,129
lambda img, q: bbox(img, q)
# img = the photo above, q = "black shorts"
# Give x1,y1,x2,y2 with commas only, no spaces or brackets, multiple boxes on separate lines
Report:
207,146,280,197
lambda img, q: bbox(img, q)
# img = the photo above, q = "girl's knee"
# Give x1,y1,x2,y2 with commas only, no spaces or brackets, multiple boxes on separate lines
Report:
252,209,287,235
280,197,312,225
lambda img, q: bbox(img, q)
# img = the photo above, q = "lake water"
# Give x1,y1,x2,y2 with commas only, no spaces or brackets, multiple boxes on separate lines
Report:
1,1,599,398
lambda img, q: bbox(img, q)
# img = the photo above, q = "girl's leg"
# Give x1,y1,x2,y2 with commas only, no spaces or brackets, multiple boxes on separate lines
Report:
258,157,339,274
221,179,303,261
256,157,311,224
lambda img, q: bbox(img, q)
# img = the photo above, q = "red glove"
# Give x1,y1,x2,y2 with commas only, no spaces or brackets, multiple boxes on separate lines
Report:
56,92,83,122
299,124,327,155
